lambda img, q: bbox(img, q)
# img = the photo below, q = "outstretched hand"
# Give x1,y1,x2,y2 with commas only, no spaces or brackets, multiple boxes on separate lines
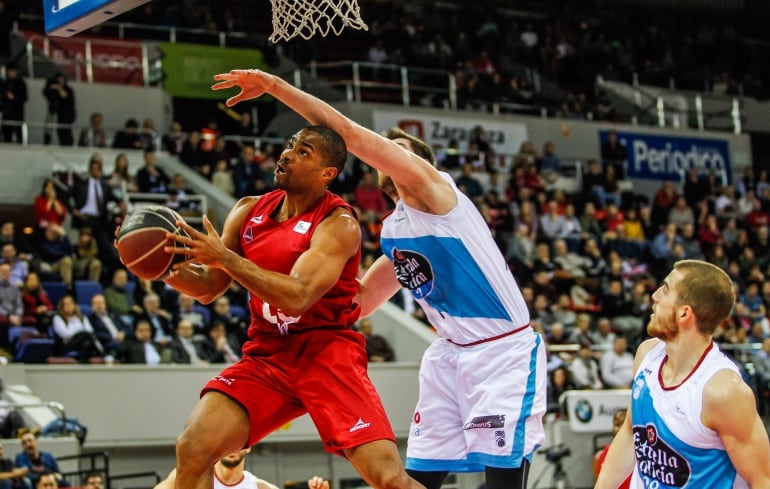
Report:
211,69,276,107
307,476,330,489
165,215,230,270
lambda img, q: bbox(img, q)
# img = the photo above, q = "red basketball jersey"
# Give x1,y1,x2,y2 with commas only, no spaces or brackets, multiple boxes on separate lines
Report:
239,190,361,344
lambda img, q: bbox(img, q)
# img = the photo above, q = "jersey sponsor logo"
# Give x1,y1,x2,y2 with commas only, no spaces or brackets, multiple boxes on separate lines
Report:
463,414,505,430
250,215,264,224
633,424,691,487
413,411,421,424
243,226,254,243
392,248,434,299
213,375,235,386
261,302,300,335
293,220,311,234
349,418,371,432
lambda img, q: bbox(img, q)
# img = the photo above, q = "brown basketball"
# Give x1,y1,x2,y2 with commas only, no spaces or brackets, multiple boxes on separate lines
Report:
116,206,190,281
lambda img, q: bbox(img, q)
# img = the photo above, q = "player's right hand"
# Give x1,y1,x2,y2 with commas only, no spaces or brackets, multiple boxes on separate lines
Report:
211,69,276,107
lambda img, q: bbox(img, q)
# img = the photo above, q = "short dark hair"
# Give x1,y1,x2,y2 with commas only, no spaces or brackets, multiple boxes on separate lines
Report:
305,126,347,173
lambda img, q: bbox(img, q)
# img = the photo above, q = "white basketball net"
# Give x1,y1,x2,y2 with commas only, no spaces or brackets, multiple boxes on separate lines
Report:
269,0,369,43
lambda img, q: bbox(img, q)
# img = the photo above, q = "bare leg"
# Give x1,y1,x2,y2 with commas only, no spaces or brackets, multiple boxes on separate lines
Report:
343,440,427,489
175,391,250,489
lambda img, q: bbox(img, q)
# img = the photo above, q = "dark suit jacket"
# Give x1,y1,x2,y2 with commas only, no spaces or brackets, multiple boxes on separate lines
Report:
136,166,170,193
167,336,218,364
88,311,131,348
68,176,113,227
115,338,163,364
136,312,172,339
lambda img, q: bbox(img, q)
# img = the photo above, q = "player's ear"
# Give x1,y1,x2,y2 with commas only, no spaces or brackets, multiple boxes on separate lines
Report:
321,166,339,182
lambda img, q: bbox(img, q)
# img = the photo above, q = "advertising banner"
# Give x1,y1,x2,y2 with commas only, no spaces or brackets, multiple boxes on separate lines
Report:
599,130,731,182
561,389,630,433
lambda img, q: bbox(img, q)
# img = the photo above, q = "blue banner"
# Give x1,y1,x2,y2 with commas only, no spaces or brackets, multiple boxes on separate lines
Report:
598,131,731,182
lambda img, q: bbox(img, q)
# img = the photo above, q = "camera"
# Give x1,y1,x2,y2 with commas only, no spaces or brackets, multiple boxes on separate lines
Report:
542,444,571,463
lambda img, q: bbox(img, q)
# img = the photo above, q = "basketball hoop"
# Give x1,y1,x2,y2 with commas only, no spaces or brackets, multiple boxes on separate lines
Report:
268,0,368,43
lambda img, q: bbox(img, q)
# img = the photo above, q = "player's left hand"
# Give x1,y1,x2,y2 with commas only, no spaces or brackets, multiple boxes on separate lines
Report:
211,69,276,107
165,215,228,270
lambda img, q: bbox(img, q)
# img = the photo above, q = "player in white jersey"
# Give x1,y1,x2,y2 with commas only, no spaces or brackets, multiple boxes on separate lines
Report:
212,69,547,489
596,260,770,489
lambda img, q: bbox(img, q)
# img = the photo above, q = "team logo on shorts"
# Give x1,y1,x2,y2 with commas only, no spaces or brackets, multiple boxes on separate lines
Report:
495,430,506,447
574,399,593,423
463,415,505,430
392,248,434,299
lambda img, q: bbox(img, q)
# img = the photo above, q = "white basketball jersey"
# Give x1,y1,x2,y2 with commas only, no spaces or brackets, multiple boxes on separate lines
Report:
380,173,529,344
214,470,262,489
630,341,747,489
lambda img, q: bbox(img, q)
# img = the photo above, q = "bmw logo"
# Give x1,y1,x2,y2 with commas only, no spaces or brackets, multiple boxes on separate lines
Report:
574,399,593,423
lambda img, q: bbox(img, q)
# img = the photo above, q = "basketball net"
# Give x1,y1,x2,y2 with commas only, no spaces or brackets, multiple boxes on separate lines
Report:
268,0,368,43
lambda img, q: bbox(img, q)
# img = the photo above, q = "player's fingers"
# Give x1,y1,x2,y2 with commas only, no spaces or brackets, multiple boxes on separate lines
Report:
201,215,219,236
164,231,194,247
226,92,247,107
175,219,204,238
211,80,236,91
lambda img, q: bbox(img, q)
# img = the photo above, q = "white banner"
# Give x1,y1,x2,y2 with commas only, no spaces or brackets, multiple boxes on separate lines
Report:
371,110,529,157
560,389,630,433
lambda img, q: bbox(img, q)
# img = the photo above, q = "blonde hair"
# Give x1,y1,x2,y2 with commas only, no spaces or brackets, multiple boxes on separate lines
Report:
673,260,735,334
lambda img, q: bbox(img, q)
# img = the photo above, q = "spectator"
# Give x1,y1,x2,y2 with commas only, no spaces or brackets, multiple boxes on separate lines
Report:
0,440,28,489
20,272,54,332
138,118,157,152
593,409,631,489
114,319,164,365
232,145,267,198
137,293,172,346
0,65,27,144
179,130,206,173
41,73,75,147
167,318,216,365
570,343,604,390
205,319,241,365
599,336,634,388
1,243,28,288
546,365,575,414
72,228,102,283
209,296,245,341
86,294,128,354
135,150,170,194
600,129,627,179
454,162,484,201
0,262,22,354
173,293,206,332
51,295,104,363
106,153,138,201
538,141,562,184
32,180,67,233
162,121,185,156
650,180,678,230
14,431,69,487
667,195,695,231
210,159,234,196
111,118,142,150
68,153,116,273
77,112,106,148
103,269,138,325
358,318,394,362
0,223,34,264
34,225,73,288
539,200,567,242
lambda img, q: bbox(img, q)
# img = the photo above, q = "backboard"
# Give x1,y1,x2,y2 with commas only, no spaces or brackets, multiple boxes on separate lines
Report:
43,0,150,37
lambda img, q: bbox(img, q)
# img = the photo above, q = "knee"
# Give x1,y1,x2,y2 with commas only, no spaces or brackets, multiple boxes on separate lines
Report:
175,427,217,470
366,465,412,489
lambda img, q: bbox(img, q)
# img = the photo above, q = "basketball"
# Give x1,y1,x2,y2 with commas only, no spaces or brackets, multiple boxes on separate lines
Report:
116,206,190,281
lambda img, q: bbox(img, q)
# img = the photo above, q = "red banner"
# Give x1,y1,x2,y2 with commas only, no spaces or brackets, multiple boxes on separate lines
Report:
22,31,145,86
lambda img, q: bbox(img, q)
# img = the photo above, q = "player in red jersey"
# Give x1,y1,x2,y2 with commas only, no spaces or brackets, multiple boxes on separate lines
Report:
161,126,425,489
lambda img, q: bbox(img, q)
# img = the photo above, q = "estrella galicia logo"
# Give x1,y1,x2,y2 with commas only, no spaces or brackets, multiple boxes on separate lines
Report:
574,399,593,423
392,248,434,299
463,415,505,430
633,424,691,487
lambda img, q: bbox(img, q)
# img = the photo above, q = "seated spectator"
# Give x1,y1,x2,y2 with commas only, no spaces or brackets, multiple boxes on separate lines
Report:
162,121,185,156
179,130,206,174
570,343,604,390
51,295,104,363
15,431,70,487
72,228,102,283
546,365,575,414
679,222,704,260
454,163,483,201
114,319,164,365
77,112,107,148
567,313,594,348
578,201,603,240
210,159,234,196
353,172,388,215
167,319,217,365
209,296,246,342
135,150,170,194
206,319,241,365
599,336,634,388
590,317,616,351
667,195,695,231
32,179,67,233
506,223,536,283
20,272,54,332
539,200,567,242
232,145,266,198
358,318,394,362
0,440,28,488
111,118,142,150
106,153,138,201
0,223,34,265
0,262,22,353
87,294,129,353
1,243,28,288
740,280,767,326
551,294,577,331
538,141,562,184
137,293,173,346
166,174,199,216
103,269,138,325
174,294,207,333
601,278,643,341
34,225,72,288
